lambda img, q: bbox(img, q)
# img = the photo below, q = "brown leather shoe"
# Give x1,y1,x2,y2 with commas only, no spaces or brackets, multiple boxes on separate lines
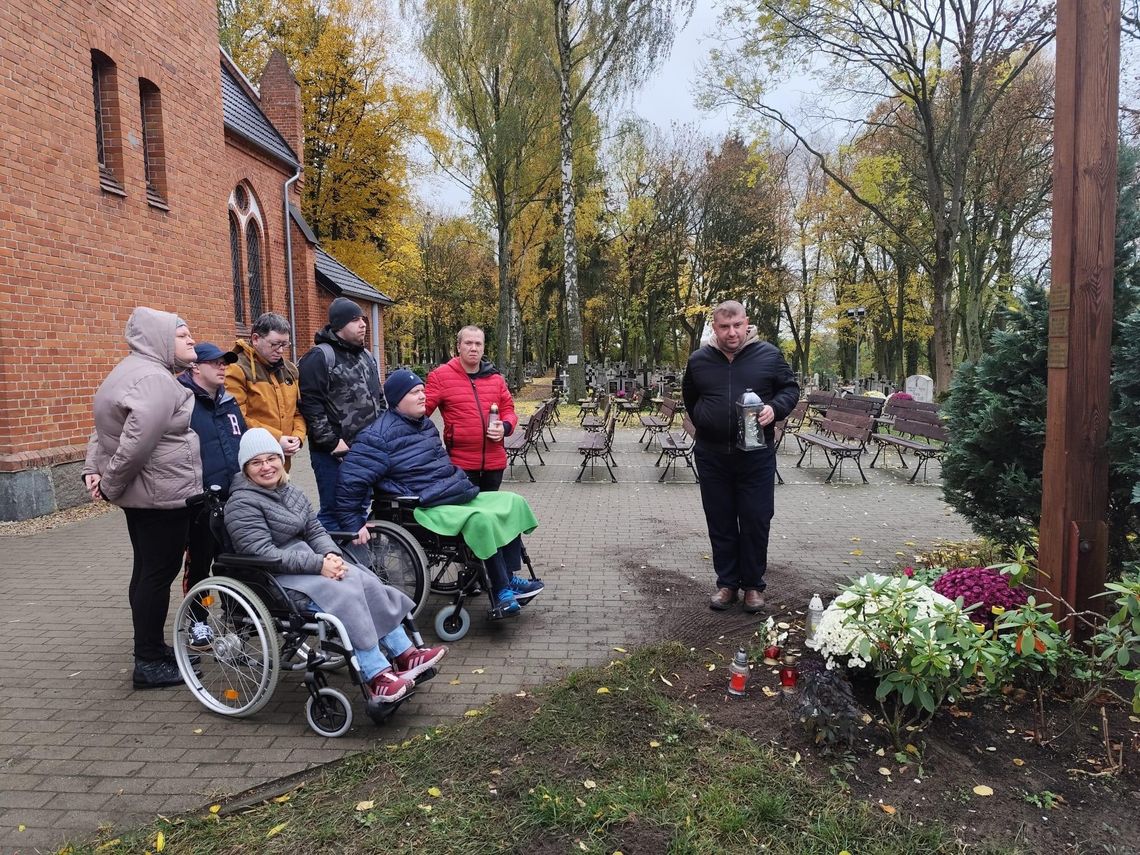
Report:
710,587,738,610
742,590,766,613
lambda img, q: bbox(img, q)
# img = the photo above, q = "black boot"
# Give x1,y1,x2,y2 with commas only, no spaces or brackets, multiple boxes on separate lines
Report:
133,658,184,689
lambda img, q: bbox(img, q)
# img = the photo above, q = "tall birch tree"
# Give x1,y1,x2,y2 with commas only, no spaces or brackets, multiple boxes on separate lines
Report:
419,0,559,382
550,0,692,397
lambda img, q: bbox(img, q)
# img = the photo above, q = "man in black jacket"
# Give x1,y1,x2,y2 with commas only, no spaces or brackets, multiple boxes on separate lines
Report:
682,301,799,613
298,298,387,529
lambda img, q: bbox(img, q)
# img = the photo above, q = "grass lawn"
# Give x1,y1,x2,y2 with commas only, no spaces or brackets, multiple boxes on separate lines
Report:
66,645,1019,854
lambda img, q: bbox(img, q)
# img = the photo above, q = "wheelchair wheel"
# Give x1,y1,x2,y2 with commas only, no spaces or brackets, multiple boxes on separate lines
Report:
434,604,471,642
174,578,280,718
358,520,429,618
427,556,465,596
305,687,353,737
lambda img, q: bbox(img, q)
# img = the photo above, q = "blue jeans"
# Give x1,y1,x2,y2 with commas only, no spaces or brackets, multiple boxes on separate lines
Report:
356,626,414,680
310,448,343,531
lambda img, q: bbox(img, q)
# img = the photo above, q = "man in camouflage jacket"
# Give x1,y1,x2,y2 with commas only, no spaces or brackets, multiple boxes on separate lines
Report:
298,298,386,528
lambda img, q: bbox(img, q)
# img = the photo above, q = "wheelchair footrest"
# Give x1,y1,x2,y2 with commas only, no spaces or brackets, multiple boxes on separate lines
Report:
413,667,437,686
365,691,412,725
486,605,521,621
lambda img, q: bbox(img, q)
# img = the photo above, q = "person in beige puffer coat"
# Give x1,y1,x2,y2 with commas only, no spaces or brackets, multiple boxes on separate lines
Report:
83,307,204,689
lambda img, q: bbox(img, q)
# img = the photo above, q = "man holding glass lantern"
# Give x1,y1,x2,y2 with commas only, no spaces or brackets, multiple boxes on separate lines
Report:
682,300,799,612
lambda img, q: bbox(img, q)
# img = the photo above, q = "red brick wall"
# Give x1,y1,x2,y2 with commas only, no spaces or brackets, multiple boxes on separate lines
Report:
0,0,230,462
222,135,310,352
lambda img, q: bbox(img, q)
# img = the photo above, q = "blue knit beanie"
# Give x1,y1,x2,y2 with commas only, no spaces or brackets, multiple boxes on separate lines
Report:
383,369,424,408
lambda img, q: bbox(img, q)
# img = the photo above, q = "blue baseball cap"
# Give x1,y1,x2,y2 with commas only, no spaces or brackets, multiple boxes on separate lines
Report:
194,342,238,364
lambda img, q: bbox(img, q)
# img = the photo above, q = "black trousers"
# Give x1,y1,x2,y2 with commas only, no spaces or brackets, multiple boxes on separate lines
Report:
123,506,194,661
693,446,776,592
463,468,503,492
183,504,220,621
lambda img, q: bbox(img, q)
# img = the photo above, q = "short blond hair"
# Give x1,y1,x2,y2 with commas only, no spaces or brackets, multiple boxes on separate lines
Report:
456,325,484,349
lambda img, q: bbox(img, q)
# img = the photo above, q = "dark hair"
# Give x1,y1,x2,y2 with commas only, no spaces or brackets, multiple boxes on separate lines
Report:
251,312,291,337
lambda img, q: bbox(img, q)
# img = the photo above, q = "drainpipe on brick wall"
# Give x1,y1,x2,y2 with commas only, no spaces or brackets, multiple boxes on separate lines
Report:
371,302,381,373
283,166,302,361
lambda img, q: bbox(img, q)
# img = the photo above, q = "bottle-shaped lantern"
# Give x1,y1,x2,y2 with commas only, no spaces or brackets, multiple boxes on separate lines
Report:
489,402,501,430
727,647,750,697
806,594,825,642
736,388,766,451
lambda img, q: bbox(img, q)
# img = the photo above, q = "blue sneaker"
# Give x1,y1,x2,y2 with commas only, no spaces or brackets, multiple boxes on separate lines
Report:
509,575,544,601
494,588,521,615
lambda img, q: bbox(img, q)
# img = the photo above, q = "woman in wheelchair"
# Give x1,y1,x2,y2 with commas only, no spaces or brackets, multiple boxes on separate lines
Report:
335,369,544,619
225,429,447,705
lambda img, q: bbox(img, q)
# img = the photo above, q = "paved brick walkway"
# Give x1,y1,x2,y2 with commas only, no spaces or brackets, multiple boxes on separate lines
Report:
0,418,972,852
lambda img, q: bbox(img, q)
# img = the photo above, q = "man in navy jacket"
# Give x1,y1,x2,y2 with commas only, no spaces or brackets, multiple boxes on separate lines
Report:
682,301,799,613
179,343,245,626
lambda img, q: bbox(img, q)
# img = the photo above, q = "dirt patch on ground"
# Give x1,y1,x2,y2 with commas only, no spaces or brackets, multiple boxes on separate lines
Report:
624,558,1140,853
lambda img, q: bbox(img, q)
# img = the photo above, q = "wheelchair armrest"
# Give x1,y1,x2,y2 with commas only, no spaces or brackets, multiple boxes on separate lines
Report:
214,553,283,571
373,493,423,510
326,531,359,541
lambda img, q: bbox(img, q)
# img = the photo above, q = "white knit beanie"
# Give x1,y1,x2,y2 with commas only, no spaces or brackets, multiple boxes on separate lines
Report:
238,428,284,469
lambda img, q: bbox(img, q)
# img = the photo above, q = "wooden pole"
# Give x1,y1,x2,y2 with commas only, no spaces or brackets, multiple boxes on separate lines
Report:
1039,0,1120,626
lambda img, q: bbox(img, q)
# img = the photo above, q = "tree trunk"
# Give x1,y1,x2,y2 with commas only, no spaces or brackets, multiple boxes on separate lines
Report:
495,184,512,377
930,248,955,395
555,0,585,400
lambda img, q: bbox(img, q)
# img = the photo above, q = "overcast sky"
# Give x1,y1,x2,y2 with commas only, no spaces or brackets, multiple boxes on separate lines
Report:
412,0,747,214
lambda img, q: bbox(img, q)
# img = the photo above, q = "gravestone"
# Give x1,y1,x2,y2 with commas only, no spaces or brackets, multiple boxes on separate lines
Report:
905,374,935,403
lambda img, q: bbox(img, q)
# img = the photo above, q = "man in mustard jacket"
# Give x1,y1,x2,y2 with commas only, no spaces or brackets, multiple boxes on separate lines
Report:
225,312,306,469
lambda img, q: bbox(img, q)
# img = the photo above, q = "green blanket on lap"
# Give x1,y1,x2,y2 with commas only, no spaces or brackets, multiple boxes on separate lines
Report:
413,492,538,560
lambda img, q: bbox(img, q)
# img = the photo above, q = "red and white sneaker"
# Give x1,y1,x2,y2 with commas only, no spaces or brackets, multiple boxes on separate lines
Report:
367,668,411,704
393,645,447,682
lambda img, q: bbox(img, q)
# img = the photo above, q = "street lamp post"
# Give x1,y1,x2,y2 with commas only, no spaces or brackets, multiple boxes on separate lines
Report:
845,307,866,392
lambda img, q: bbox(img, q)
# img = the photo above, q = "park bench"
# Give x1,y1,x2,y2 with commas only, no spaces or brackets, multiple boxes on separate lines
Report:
577,391,599,421
576,413,618,482
655,414,699,483
774,401,809,453
507,401,552,481
828,394,885,420
772,401,809,485
638,396,678,450
794,409,874,483
617,390,644,425
876,395,940,431
869,414,949,482
581,396,613,432
580,391,609,424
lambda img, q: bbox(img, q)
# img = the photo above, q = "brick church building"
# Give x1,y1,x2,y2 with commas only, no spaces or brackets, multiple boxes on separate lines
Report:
0,1,393,519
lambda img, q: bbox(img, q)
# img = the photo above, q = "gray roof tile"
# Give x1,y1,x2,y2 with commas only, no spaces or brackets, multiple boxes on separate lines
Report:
315,248,394,306
221,62,300,168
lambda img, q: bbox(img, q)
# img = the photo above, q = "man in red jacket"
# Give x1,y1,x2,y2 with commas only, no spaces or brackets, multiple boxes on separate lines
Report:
425,325,519,491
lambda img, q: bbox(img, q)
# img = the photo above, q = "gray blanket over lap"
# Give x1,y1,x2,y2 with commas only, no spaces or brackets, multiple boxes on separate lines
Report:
225,473,413,651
